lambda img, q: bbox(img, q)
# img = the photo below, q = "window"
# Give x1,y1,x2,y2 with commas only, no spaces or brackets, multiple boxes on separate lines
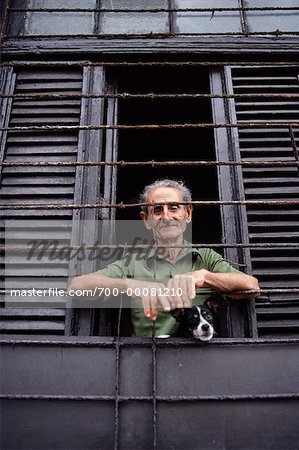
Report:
24,0,96,35
174,0,241,34
0,62,265,339
1,4,298,340
6,0,299,37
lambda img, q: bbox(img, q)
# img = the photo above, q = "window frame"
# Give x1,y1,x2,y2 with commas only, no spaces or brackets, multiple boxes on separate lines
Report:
77,65,258,339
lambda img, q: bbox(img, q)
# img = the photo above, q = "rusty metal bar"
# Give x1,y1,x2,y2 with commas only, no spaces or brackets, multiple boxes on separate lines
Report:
1,393,299,401
2,62,299,68
8,6,299,13
2,289,299,296
152,325,157,450
1,338,299,347
5,31,299,38
1,160,298,168
1,200,299,211
114,305,122,450
2,93,299,100
1,243,299,253
1,122,298,132
289,125,299,175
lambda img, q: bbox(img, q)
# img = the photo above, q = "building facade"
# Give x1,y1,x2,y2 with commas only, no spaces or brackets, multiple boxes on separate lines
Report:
1,2,299,449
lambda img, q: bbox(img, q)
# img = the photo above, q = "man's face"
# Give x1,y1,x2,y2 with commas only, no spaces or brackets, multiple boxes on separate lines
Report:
140,187,192,242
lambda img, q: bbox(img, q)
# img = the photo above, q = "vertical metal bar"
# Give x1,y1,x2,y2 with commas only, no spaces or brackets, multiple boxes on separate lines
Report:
151,321,157,450
114,340,120,450
0,66,16,184
168,0,175,35
95,0,101,35
0,0,12,50
289,125,299,175
114,296,122,450
238,0,249,35
114,244,127,450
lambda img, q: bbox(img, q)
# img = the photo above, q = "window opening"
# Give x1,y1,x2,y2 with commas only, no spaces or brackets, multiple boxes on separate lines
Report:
114,66,222,247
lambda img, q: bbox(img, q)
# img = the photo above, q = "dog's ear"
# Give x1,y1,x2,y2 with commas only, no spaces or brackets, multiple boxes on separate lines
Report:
204,294,225,314
170,308,185,322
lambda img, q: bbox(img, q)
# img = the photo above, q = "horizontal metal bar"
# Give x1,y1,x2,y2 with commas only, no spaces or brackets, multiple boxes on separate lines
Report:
5,31,299,38
2,61,299,68
1,393,298,402
1,289,298,296
1,122,298,132
0,200,298,211
1,243,299,252
1,337,299,347
2,93,299,100
8,7,299,13
1,160,298,168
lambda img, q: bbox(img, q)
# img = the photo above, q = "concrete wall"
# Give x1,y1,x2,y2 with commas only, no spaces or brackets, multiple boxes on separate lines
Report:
1,337,299,450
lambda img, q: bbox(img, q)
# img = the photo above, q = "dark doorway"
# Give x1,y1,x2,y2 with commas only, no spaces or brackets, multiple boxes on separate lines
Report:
113,66,222,245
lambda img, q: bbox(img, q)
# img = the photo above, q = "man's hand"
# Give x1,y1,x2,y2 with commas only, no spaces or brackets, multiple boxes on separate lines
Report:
166,274,196,308
126,279,172,321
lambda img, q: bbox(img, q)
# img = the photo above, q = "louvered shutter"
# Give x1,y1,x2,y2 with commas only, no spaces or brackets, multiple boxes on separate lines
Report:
231,66,299,338
0,66,103,335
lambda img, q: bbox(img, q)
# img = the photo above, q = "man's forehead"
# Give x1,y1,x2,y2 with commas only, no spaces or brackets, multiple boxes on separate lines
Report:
147,187,182,202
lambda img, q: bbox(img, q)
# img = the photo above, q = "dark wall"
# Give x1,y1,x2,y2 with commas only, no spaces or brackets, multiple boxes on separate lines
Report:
1,337,299,450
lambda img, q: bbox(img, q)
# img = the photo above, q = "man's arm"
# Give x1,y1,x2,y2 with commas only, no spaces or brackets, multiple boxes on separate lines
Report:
68,273,128,298
68,273,172,320
192,269,260,299
166,269,260,308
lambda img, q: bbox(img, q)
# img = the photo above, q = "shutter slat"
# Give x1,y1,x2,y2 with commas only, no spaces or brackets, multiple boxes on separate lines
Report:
10,117,79,125
0,320,65,331
16,82,82,91
6,145,77,155
2,176,75,186
13,100,81,107
245,187,299,195
7,134,78,143
17,72,82,81
0,187,74,195
245,178,299,185
0,309,65,317
257,320,299,329
252,257,299,263
257,307,299,315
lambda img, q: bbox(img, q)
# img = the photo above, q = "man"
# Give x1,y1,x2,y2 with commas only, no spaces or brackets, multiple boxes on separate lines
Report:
68,179,260,337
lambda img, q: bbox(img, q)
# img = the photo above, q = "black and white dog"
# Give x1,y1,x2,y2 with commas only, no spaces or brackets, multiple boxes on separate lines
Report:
158,295,223,341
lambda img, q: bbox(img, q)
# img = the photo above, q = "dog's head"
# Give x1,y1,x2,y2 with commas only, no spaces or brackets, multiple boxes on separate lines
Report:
170,295,223,341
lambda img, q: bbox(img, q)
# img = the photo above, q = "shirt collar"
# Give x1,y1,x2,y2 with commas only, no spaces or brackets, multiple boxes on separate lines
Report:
146,240,196,263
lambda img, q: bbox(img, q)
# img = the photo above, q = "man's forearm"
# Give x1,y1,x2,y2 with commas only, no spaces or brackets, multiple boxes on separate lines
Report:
194,269,260,299
68,274,172,318
68,274,129,299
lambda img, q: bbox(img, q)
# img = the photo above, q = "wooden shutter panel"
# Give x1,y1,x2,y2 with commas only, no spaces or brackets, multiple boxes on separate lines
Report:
0,66,83,335
231,65,299,338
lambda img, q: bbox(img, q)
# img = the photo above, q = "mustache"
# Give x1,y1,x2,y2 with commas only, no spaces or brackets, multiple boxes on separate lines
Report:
156,221,179,229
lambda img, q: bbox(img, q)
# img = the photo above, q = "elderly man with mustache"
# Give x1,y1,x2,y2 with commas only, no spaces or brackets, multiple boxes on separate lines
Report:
68,179,260,337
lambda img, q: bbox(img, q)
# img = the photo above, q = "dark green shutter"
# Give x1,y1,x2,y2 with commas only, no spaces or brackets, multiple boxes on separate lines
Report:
0,67,83,335
231,65,299,338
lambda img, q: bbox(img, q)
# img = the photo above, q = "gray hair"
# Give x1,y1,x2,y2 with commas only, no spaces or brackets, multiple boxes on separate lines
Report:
139,179,192,212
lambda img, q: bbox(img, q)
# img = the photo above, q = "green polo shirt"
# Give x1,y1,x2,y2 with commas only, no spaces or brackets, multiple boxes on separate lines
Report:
96,246,239,337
